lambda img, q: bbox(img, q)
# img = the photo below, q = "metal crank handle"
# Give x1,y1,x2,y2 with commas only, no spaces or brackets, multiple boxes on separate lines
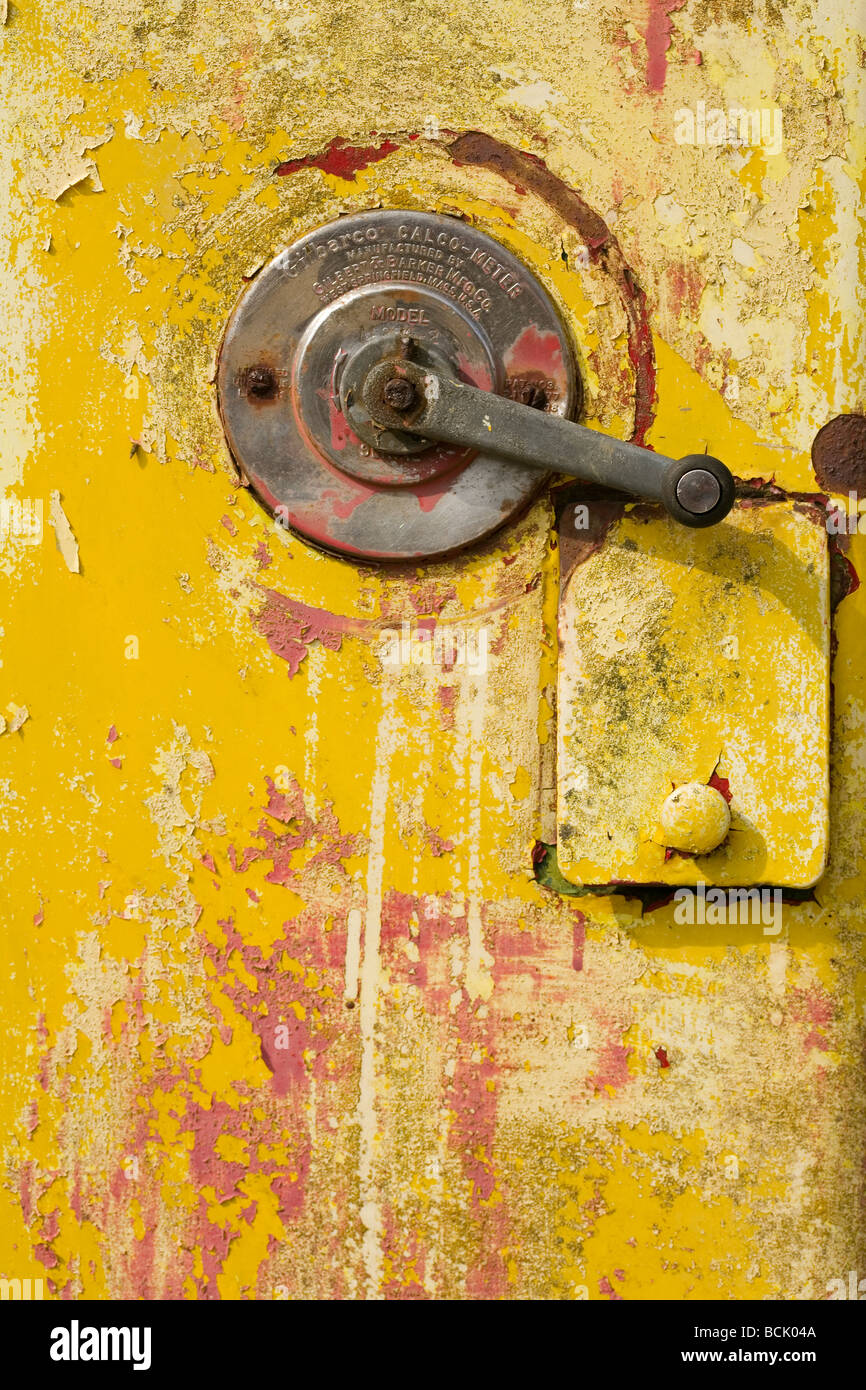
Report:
360,359,736,528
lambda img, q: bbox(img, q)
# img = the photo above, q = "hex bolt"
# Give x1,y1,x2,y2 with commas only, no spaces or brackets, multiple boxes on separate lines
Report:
246,366,277,398
382,376,418,412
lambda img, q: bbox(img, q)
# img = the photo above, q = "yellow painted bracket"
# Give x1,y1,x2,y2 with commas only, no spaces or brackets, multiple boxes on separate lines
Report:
556,501,830,888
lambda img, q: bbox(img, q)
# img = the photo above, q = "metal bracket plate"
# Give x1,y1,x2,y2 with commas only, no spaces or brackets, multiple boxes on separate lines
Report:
556,501,830,888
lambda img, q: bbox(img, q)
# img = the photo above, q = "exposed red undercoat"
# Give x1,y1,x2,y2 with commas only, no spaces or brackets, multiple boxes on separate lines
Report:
572,911,586,971
708,771,732,803
31,775,370,1297
380,1212,429,1300
791,986,834,1055
590,1028,633,1095
275,137,399,181
642,0,687,91
252,590,349,677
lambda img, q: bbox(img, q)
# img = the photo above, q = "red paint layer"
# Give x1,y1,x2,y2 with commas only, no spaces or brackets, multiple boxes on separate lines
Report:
708,771,732,803
643,0,687,91
252,590,353,677
275,138,399,181
590,1030,633,1095
504,325,564,377
572,910,586,971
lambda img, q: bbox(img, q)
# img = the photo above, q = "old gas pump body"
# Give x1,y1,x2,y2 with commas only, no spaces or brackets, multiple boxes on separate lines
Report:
0,3,864,1300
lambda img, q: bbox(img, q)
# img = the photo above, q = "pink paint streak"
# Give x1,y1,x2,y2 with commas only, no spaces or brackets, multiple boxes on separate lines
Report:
642,0,687,91
590,1030,633,1095
572,911,586,972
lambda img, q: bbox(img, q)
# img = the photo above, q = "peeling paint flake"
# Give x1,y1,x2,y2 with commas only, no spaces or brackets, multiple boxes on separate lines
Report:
31,130,113,201
48,490,80,573
1,701,29,734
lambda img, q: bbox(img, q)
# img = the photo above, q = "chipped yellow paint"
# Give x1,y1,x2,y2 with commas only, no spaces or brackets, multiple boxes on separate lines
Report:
557,503,830,887
1,0,865,1303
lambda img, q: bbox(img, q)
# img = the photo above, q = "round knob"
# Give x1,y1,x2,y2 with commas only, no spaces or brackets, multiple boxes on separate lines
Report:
661,455,736,529
659,782,731,854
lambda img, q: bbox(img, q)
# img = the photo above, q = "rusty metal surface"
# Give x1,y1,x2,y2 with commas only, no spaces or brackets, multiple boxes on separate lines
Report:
354,353,735,526
217,210,575,560
812,414,866,496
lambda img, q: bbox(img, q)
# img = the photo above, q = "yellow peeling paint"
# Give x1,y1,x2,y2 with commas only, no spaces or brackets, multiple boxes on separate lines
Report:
0,0,864,1303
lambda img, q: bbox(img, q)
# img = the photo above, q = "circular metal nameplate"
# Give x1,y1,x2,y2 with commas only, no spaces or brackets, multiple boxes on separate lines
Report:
217,211,576,561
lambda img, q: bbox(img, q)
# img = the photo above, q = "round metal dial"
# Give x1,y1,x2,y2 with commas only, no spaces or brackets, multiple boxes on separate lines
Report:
217,210,577,561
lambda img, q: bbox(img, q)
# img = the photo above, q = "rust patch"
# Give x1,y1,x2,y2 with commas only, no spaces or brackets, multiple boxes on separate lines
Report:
829,539,860,610
811,413,866,494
